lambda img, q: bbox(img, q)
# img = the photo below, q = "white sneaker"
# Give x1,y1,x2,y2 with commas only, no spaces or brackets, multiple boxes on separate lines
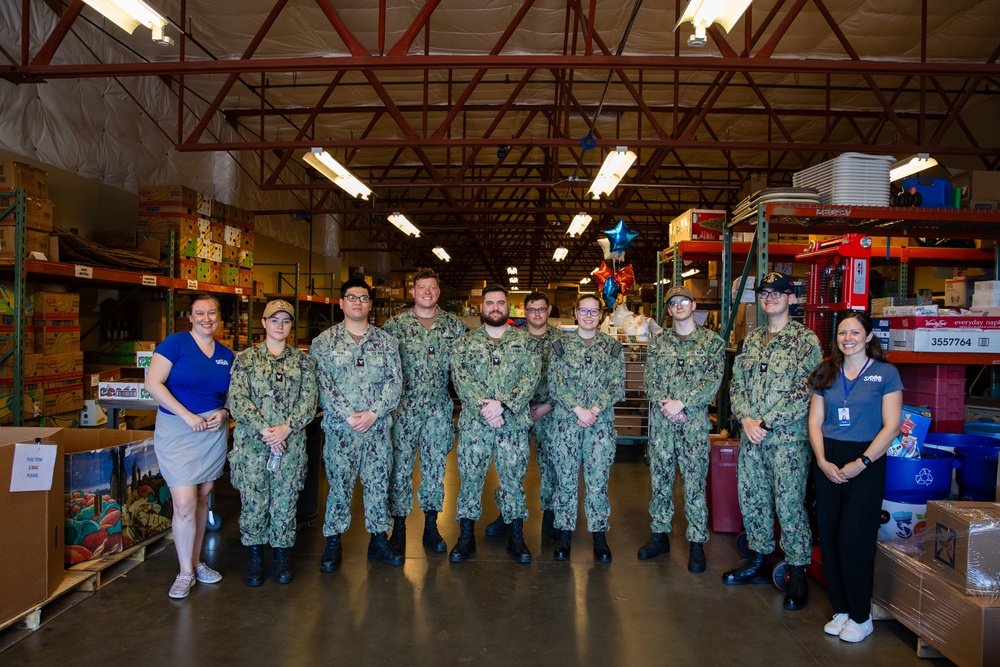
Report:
195,562,222,584
824,613,849,636
839,617,873,643
168,572,196,599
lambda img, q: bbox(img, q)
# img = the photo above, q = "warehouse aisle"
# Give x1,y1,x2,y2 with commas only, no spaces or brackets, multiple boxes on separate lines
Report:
3,444,948,666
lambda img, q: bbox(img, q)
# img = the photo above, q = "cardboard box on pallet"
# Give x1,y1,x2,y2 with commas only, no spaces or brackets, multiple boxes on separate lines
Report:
34,323,80,354
1,352,42,381
37,379,83,416
0,427,64,623
0,195,54,232
0,385,42,424
138,184,200,208
0,162,49,199
32,292,79,320
925,501,1000,595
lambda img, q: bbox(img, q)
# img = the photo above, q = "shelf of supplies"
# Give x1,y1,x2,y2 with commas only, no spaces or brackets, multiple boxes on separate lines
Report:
868,245,996,266
5,258,173,288
660,240,809,262
886,351,1000,365
175,280,258,297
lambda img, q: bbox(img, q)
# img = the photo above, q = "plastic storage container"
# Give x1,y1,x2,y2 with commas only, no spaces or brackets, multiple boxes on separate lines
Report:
901,176,953,208
884,446,958,504
707,438,742,533
954,444,1000,501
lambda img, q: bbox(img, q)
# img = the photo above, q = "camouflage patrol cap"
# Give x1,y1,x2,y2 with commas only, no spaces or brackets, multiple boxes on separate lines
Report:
665,285,695,304
262,299,295,319
756,271,795,294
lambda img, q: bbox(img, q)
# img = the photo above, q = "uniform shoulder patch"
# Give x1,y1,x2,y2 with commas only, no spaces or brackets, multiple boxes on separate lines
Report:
610,341,623,357
551,340,565,357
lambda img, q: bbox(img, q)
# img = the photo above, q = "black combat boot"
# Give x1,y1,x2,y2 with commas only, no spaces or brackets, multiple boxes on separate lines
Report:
721,550,772,585
553,530,572,561
541,509,557,538
783,565,809,610
389,515,406,555
688,542,706,574
320,534,342,573
507,518,532,564
449,518,477,563
245,545,264,587
273,547,293,584
422,510,447,553
484,513,508,537
593,531,612,563
636,532,670,560
368,532,404,566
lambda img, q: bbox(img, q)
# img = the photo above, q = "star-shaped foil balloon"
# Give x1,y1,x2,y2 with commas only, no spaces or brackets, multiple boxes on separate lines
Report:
592,260,614,290
603,220,640,253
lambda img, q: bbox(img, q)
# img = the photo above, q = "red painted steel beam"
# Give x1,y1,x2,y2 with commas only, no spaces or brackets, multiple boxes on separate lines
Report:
315,0,369,57
30,0,84,67
386,0,443,57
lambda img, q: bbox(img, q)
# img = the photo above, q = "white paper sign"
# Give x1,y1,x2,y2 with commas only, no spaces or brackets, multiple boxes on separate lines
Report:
9,443,57,492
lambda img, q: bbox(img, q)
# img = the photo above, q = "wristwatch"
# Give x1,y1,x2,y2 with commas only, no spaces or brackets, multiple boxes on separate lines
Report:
860,455,872,467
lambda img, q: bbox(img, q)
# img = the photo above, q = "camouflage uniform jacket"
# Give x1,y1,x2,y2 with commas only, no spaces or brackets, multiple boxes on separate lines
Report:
382,308,468,414
309,323,402,431
644,325,725,418
548,332,625,424
450,325,541,431
229,342,319,435
529,325,563,407
730,320,822,437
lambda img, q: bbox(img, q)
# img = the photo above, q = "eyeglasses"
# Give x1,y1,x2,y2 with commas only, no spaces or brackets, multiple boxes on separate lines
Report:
525,307,548,315
758,290,789,302
343,294,371,303
667,298,692,308
577,308,601,317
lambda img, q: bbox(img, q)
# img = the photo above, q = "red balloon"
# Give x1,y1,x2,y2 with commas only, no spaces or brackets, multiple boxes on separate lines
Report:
592,260,613,289
616,264,635,293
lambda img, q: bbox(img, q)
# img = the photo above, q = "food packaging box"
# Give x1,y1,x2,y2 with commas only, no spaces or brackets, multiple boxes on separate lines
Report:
925,501,1000,595
0,162,49,199
0,427,64,621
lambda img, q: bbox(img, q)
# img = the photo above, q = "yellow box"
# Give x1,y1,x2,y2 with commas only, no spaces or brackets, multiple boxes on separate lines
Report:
0,161,48,199
43,351,84,378
240,232,255,251
33,292,80,319
224,225,242,247
34,324,81,354
0,196,54,232
0,226,49,262
239,269,253,288
210,222,225,244
178,258,197,281
238,249,253,269
0,352,42,380
0,385,42,423
138,184,200,208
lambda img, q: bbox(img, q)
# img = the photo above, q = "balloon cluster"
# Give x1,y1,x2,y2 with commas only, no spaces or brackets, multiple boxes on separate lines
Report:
592,220,639,310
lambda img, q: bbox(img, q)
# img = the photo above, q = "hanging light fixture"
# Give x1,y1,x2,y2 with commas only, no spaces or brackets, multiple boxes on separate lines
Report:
386,213,421,237
566,213,593,237
588,147,637,199
432,247,451,262
508,276,518,284
83,0,170,43
506,266,518,275
675,0,753,47
579,277,591,285
681,268,700,278
552,247,569,262
889,153,938,182
302,148,372,200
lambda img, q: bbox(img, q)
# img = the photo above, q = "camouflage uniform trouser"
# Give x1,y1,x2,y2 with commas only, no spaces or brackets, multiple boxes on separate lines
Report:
549,419,617,532
456,423,530,523
532,412,557,511
230,431,308,548
388,408,455,516
322,427,392,536
647,418,710,543
737,435,813,565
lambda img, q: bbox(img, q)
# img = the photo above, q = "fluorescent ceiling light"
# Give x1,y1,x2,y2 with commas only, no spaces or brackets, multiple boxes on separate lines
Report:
508,277,518,284
432,247,451,262
675,0,753,47
387,213,421,237
507,266,518,275
588,147,637,199
681,268,700,278
566,213,593,237
580,277,591,284
659,278,671,285
83,0,169,41
889,153,938,182
302,148,372,200
553,247,568,262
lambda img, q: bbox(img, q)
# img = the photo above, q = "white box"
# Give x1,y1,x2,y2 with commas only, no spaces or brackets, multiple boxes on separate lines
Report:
79,399,107,426
884,304,940,317
135,351,153,371
974,281,1000,296
97,381,154,402
946,277,987,308
973,293,1000,308
913,329,1000,354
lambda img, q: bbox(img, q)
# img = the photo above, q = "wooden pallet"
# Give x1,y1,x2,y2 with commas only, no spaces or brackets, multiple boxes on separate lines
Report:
0,531,171,654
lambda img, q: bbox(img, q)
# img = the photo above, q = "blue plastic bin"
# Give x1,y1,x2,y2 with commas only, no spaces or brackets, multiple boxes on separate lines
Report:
884,446,959,504
964,422,1000,439
954,445,1000,501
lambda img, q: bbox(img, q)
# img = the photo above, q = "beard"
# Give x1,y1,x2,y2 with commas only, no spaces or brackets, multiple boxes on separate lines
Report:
481,309,508,327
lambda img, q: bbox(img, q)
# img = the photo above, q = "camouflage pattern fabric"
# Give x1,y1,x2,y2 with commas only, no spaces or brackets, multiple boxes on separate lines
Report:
229,342,318,547
310,323,402,536
450,326,540,521
529,325,563,512
383,308,467,516
730,320,822,564
547,331,625,532
644,325,725,543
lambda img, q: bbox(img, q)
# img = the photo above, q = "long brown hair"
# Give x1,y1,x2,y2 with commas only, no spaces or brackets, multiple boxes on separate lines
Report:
807,311,890,390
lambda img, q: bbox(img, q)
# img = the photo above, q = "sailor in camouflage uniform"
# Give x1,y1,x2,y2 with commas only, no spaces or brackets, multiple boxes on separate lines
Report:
639,286,724,573
448,284,541,564
310,278,403,571
229,300,318,586
723,272,822,612
383,268,468,555
484,291,562,538
547,295,624,563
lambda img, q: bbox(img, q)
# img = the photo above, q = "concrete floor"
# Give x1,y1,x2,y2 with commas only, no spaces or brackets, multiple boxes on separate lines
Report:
3,444,950,666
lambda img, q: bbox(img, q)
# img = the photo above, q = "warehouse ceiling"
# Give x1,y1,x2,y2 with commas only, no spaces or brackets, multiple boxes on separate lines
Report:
4,0,1000,291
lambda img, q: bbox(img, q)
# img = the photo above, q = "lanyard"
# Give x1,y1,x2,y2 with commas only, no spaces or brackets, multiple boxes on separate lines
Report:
840,357,872,408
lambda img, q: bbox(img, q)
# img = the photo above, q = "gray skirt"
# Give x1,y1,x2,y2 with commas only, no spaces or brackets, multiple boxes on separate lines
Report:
154,410,228,487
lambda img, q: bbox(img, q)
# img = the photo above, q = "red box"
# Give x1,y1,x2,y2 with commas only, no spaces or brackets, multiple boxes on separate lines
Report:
708,436,742,533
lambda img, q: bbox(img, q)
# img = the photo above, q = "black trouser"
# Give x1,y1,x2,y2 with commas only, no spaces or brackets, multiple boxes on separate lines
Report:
812,437,886,623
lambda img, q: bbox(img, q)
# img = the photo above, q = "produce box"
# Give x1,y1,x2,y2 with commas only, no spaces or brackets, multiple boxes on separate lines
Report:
0,161,49,199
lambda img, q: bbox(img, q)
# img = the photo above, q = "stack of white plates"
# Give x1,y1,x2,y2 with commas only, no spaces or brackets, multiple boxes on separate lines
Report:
792,152,894,206
731,187,820,224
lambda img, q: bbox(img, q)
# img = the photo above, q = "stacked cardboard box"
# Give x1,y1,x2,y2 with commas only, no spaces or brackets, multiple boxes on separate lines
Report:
0,165,54,263
31,292,84,422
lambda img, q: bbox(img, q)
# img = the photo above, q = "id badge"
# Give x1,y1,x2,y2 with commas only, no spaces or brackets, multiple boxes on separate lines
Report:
838,407,850,427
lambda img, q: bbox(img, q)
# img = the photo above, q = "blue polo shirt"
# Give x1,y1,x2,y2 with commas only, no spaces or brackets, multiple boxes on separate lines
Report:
813,359,902,441
154,332,234,415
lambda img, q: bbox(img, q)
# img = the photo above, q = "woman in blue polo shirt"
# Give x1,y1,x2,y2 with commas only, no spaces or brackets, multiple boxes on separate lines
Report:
807,311,902,643
145,294,234,599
